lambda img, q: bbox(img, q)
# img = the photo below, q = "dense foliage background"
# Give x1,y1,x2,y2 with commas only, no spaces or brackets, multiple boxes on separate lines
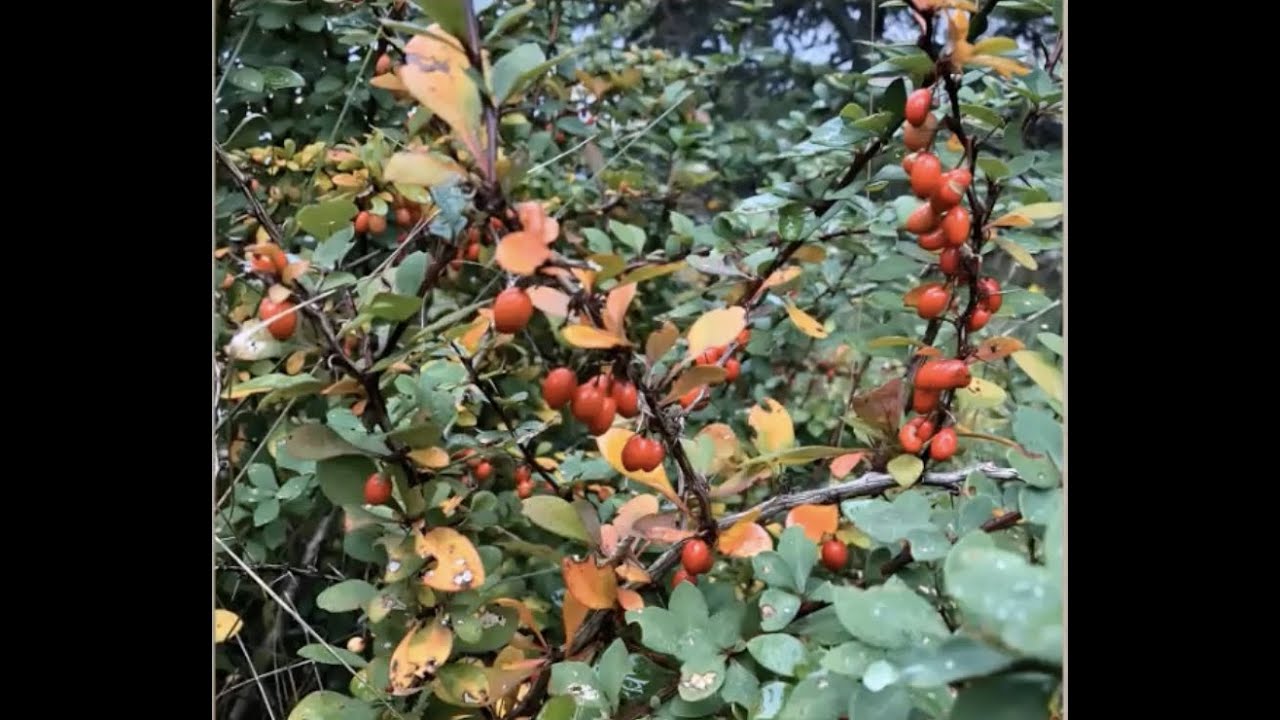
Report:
214,1,1064,719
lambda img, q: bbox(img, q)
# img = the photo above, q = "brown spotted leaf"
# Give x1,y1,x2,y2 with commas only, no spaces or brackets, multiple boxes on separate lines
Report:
415,527,486,592
562,555,618,610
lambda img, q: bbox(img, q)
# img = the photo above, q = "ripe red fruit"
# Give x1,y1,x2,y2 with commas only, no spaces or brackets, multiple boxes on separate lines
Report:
363,473,392,505
905,88,932,127
571,384,604,423
543,368,578,409
679,387,704,409
737,328,751,346
493,287,534,334
514,465,532,484
902,114,938,151
681,539,713,575
465,242,480,261
902,152,919,175
977,277,1002,313
644,439,666,471
930,168,972,212
590,373,614,396
904,202,938,235
941,206,971,247
258,298,299,340
368,213,388,234
909,153,943,199
516,480,533,499
929,427,958,461
938,247,962,276
587,396,617,435
821,539,849,571
612,380,639,418
724,358,741,382
915,358,972,391
696,346,724,365
396,208,413,227
967,307,992,332
671,568,696,588
473,461,492,482
355,211,371,234
917,228,946,252
375,53,392,75
916,420,935,442
913,284,950,319
622,435,650,472
898,420,924,454
912,388,940,414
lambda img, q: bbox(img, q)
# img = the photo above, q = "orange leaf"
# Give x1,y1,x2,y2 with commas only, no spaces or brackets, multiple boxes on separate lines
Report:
915,346,944,358
851,379,903,433
458,311,491,354
618,588,645,611
495,231,552,275
389,616,454,696
515,201,559,244
597,429,679,504
646,321,679,363
664,366,728,403
687,307,747,359
785,504,838,543
784,301,829,339
829,452,867,479
400,27,484,162
632,513,696,545
283,260,310,285
562,324,630,349
323,377,365,397
528,287,571,318
570,268,596,293
718,515,773,558
615,560,651,584
562,592,588,649
988,212,1034,229
561,555,618,610
792,246,826,263
762,265,802,291
370,73,407,93
974,336,1026,362
351,399,367,417
408,447,450,469
285,350,308,375
612,494,660,539
603,283,636,336
415,527,486,592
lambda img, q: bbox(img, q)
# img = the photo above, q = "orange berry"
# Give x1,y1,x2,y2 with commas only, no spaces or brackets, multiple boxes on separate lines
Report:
587,396,617,435
821,539,848,571
909,153,943,199
724,358,741,382
905,88,932,127
902,152,919,175
938,247,962,276
941,207,971,247
514,465,532,484
473,461,492,482
611,380,640,418
363,473,392,505
930,168,971,212
355,211,371,234
543,367,579,410
258,298,298,340
621,435,649,472
929,427,958,461
671,568,696,588
898,419,925,454
368,213,388,234
913,284,950,320
571,384,604,423
516,480,533,499
967,307,992,332
681,539,713,575
679,387,703,409
902,114,938,152
736,328,751,346
977,277,1002,313
912,388,940,414
915,358,972,391
493,287,534,334
904,202,939,235
917,228,946,251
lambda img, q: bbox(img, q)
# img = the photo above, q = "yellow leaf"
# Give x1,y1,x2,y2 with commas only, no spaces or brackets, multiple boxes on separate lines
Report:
528,287,570,319
370,73,407,93
646,321,679,363
283,260,310,285
389,617,454,696
383,151,462,187
1011,350,1063,403
562,555,618,610
988,213,1034,229
967,53,1032,78
718,516,773,558
836,525,872,550
664,366,728,403
491,598,547,649
597,429,679,504
956,377,1008,410
784,504,838,543
762,266,802,291
285,350,307,375
330,173,365,189
458,312,491,354
400,27,484,163
784,302,829,339
408,447,450,469
495,231,552,275
617,261,686,286
603,283,636,336
994,236,1039,270
747,398,795,454
687,306,747,359
946,134,965,153
266,284,292,304
615,560,651,585
214,609,243,643
323,377,364,396
415,527,486,592
868,336,918,349
792,245,827,263
971,36,1018,55
887,454,924,488
562,324,630,349
1014,202,1064,220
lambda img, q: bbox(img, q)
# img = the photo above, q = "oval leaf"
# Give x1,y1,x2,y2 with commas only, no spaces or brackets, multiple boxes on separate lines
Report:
665,365,728,402
887,454,925,488
785,504,838,543
1011,350,1063,403
215,609,243,643
687,307,747,359
562,324,630,349
784,301,829,339
523,496,591,544
562,555,619,609
415,527,486,592
747,398,795,454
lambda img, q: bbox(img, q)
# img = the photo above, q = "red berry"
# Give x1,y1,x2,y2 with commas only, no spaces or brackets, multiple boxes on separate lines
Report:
941,207,971,247
917,228,947,252
587,396,617,435
368,213,387,234
375,53,392,75
929,427,958,461
258,298,298,340
977,277,1002,313
930,168,972,212
902,115,937,152
821,539,849,571
724,358,741,382
696,346,724,365
354,211,371,234
543,367,578,410
681,539,713,575
671,568,696,588
898,420,924,454
641,438,666,472
912,388,940,414
902,152,919,175
571,384,604,423
916,420,935,442
967,307,992,332
913,284,950,320
621,435,648,472
395,208,413,227
612,380,639,419
938,247,963,277
363,473,392,505
493,287,534,334
679,387,704,409
590,373,614,396
516,480,533,499
909,153,943,199
473,461,492,482
514,465,532,484
736,329,751,346
915,359,972,391
904,202,939,235
905,88,932,127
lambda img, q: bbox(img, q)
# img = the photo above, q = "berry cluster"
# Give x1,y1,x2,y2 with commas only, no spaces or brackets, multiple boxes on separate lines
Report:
542,367,640,436
678,328,751,409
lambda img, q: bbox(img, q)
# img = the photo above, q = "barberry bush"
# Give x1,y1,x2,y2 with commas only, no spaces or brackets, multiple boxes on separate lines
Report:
214,1,1064,719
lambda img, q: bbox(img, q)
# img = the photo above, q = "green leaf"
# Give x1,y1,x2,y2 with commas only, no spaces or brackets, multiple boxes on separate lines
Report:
297,199,358,241
777,526,817,592
326,408,391,456
842,493,931,544
625,582,712,662
224,374,324,401
1044,502,1062,578
395,251,429,296
229,67,265,93
287,691,377,720
976,157,1009,180
521,496,589,543
365,293,422,322
1012,406,1062,468
758,589,802,632
747,633,806,677
595,638,629,710
865,255,922,282
945,542,1062,663
1036,332,1064,356
535,696,577,720
832,577,949,650
492,43,547,103
678,653,726,702
277,474,311,501
549,661,608,708
721,660,759,710
412,0,468,48
609,219,647,255
848,685,911,720
488,2,536,40
282,424,365,461
904,526,949,561
821,640,882,678
313,232,356,277
254,498,280,527
892,635,1016,688
781,672,857,720
886,454,924,488
261,66,307,89
248,463,278,491
1019,486,1061,525
453,606,519,653
951,675,1058,720
316,456,376,507
1005,448,1059,489
317,579,378,613
297,643,368,668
